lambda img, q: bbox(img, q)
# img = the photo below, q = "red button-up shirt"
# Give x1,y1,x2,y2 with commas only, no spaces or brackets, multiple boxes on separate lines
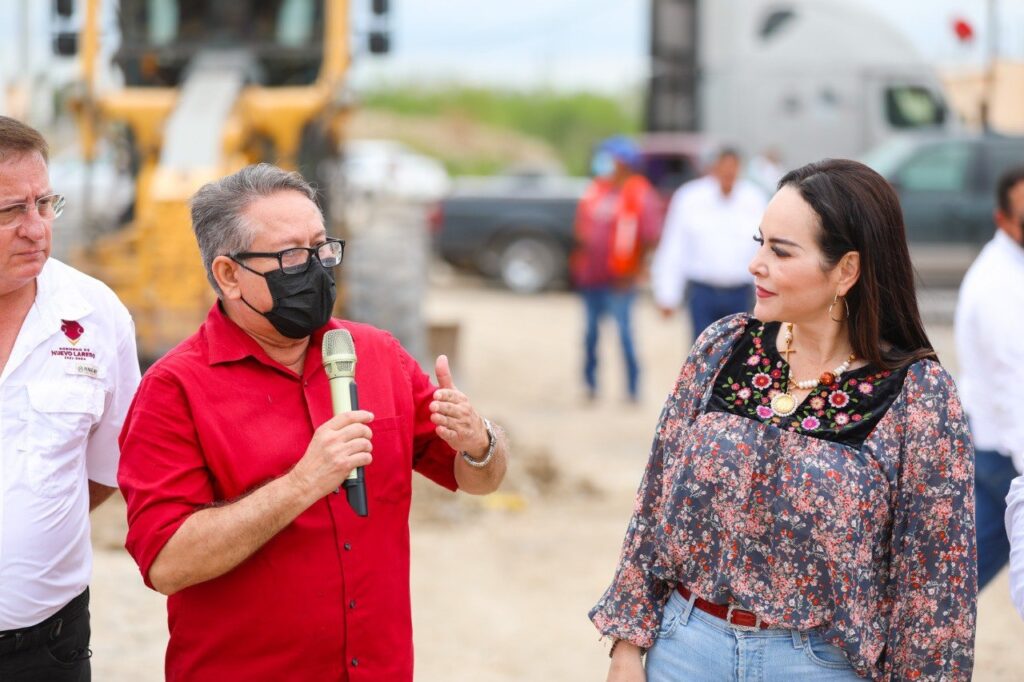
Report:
118,304,457,681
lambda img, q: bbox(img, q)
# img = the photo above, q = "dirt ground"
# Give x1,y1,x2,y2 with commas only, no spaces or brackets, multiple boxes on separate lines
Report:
89,277,1024,681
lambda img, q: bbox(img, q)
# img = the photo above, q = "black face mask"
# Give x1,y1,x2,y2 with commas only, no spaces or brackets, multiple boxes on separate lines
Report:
241,262,337,339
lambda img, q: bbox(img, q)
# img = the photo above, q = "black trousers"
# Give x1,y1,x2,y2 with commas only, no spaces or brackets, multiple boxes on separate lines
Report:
0,589,91,681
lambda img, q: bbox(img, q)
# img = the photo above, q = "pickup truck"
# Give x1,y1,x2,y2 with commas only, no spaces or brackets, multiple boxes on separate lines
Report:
433,172,586,293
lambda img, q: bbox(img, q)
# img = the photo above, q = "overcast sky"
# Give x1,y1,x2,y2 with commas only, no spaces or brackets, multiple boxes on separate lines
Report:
2,0,1023,92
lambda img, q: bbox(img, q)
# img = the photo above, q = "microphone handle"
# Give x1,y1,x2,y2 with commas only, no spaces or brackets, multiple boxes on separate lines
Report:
343,381,368,517
328,376,369,517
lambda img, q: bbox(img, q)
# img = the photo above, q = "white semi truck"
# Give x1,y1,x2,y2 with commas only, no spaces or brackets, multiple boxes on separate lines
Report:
650,0,954,167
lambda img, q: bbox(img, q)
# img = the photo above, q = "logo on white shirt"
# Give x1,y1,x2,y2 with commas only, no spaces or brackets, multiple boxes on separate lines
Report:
60,319,85,345
51,320,97,361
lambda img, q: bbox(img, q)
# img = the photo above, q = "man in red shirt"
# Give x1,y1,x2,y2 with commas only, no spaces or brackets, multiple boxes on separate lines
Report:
117,163,509,681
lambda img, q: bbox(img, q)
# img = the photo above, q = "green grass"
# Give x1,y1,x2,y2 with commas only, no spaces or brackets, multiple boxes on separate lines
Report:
360,85,642,175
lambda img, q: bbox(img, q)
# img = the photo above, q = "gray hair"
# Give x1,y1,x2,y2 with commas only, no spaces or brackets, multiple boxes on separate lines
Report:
190,163,319,296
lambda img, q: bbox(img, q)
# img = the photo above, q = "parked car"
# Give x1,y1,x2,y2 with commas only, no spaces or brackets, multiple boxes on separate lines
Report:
861,132,1024,287
338,139,450,201
434,136,709,293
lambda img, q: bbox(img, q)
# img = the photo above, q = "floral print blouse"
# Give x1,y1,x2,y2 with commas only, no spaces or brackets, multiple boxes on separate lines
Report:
590,314,977,681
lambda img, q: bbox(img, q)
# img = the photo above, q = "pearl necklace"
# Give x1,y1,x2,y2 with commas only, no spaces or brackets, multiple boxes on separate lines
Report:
770,323,856,418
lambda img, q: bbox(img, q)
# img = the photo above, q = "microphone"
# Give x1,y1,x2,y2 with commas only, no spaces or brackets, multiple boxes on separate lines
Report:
321,329,368,517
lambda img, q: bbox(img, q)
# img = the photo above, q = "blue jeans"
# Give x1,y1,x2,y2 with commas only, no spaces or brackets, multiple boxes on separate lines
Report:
689,281,754,340
975,448,1018,589
647,590,862,681
580,287,639,399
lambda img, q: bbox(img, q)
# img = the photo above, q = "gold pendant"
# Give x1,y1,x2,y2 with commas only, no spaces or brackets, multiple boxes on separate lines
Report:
770,392,798,417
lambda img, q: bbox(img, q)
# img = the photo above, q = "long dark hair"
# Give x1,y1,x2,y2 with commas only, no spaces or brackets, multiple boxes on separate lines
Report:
778,159,936,370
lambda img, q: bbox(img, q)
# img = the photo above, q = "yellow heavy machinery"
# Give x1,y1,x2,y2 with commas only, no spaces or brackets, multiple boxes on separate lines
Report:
57,0,389,361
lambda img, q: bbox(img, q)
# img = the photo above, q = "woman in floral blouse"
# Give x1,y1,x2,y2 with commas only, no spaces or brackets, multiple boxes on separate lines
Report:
592,159,976,681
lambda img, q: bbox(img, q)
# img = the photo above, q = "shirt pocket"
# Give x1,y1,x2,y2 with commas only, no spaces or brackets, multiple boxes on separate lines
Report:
366,416,411,504
23,379,105,497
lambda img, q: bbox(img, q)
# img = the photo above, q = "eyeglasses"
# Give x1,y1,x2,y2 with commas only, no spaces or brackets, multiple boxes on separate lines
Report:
0,193,65,229
230,238,345,275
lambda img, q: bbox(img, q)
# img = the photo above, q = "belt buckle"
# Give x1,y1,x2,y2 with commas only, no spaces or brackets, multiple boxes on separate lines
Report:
725,603,762,632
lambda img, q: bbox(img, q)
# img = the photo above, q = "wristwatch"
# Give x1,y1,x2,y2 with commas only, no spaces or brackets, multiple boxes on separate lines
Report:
460,418,496,468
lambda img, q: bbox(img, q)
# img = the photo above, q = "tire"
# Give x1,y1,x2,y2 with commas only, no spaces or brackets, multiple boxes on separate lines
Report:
497,235,564,294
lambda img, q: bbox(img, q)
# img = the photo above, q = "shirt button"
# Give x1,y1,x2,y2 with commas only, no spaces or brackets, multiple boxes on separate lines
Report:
351,658,359,667
349,599,357,609
343,542,352,551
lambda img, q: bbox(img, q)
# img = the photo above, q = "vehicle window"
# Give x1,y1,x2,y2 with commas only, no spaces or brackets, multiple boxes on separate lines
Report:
147,0,178,45
276,0,315,46
986,141,1024,186
760,9,797,40
896,143,972,192
885,86,947,129
860,137,918,176
130,0,321,48
118,0,324,87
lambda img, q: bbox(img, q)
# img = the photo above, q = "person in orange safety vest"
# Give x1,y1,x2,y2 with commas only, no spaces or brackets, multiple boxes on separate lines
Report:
571,136,662,403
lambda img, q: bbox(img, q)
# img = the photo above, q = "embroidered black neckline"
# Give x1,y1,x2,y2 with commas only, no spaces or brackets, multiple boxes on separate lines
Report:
706,320,908,448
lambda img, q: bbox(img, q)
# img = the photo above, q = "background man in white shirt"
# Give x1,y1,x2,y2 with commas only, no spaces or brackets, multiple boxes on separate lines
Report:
651,148,768,341
957,166,1024,593
0,116,140,680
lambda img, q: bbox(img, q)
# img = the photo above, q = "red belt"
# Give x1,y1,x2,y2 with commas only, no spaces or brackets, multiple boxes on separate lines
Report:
676,584,771,630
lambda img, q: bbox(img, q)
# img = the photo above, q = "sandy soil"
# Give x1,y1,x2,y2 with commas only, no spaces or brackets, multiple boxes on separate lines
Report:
89,278,1024,680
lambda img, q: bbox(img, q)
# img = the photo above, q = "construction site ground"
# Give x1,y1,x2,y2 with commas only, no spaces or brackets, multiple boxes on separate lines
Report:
89,271,1024,681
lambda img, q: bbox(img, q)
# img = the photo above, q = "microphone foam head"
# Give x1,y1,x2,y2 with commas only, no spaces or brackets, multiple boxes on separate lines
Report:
322,329,356,377
323,329,355,358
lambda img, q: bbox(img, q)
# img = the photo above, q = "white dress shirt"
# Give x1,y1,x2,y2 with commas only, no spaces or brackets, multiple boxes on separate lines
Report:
954,230,1024,470
1005,475,1024,619
651,175,768,309
0,258,140,629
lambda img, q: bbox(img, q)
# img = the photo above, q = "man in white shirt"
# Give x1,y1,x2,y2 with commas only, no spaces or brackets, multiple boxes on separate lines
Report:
0,116,140,680
957,166,1024,594
651,148,768,340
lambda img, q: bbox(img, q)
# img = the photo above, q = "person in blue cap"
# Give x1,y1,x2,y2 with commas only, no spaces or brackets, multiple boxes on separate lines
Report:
570,136,662,403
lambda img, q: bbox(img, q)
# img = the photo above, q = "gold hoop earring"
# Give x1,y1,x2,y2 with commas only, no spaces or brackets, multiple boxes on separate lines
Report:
828,293,850,322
